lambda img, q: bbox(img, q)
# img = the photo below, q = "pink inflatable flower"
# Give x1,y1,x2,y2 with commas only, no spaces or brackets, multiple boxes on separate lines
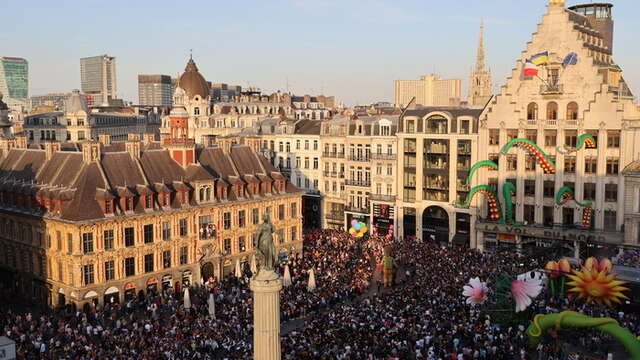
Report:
511,278,542,312
462,277,488,305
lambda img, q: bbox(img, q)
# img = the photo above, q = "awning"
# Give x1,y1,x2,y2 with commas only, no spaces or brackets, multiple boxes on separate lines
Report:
452,234,469,246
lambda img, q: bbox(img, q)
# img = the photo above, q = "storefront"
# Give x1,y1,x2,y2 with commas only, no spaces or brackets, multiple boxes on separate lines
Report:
104,286,119,304
146,277,158,294
124,282,136,301
372,204,394,236
302,195,322,229
161,274,173,290
476,222,624,254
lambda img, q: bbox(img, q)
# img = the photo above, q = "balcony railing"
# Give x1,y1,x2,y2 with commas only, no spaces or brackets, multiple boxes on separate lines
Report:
325,213,343,220
345,179,371,187
370,194,396,202
370,153,396,160
322,152,345,158
347,155,370,162
540,84,563,94
345,205,370,214
323,171,344,178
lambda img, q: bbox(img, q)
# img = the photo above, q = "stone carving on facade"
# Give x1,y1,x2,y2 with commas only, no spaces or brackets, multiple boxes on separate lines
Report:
197,242,219,263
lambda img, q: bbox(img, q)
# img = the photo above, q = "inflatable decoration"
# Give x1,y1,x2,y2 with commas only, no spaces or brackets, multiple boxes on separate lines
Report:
545,258,571,296
501,138,556,174
462,277,488,305
348,220,368,238
466,160,498,186
566,257,629,308
562,133,597,153
554,186,593,228
453,185,502,222
526,311,640,360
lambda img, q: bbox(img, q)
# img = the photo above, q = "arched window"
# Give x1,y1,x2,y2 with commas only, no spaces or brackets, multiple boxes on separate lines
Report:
194,107,200,115
566,102,578,120
546,102,558,120
527,103,538,120
205,187,211,201
426,116,448,134
199,188,205,201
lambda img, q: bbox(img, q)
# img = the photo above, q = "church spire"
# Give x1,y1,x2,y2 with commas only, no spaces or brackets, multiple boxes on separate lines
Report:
474,19,486,72
468,20,492,108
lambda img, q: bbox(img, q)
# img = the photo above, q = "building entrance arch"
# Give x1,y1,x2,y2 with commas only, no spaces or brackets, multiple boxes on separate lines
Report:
422,206,449,243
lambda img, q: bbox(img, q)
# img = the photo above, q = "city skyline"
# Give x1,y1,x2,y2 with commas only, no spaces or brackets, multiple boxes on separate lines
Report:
5,0,640,106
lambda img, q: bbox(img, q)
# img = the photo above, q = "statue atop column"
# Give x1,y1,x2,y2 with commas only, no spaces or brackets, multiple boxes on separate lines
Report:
255,214,277,273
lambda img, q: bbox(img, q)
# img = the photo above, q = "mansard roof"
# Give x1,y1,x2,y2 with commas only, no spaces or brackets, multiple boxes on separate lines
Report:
0,143,299,222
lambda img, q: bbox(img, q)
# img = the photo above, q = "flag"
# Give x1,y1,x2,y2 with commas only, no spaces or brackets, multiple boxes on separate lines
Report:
530,51,549,65
523,60,538,77
562,52,578,67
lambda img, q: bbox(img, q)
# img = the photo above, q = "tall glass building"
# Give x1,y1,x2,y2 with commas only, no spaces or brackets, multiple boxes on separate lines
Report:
0,57,28,108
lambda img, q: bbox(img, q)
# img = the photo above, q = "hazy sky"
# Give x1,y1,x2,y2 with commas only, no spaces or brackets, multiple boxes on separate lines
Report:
5,0,639,105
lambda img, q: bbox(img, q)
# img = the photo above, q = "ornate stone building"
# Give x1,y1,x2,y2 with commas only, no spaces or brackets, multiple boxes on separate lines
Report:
0,97,302,307
474,0,640,253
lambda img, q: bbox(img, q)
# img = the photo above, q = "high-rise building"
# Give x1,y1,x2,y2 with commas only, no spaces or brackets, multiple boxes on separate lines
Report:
138,75,172,106
0,57,28,108
80,55,117,106
394,75,461,108
468,21,492,108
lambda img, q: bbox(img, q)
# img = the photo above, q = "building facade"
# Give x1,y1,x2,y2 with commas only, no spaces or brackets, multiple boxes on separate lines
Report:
80,55,117,106
474,0,640,254
0,57,28,109
468,22,493,108
394,74,462,108
396,107,481,245
0,115,302,307
23,90,160,144
138,75,172,107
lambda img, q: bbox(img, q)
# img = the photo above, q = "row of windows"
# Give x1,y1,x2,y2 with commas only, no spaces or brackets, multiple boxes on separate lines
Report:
220,226,298,255
490,154,620,175
404,116,471,135
488,129,620,148
490,179,618,202
82,247,189,285
526,102,579,121
519,205,618,232
275,139,319,153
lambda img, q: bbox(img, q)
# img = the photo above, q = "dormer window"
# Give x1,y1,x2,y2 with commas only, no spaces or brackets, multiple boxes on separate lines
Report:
125,198,133,211
194,107,200,115
145,195,152,209
105,200,112,213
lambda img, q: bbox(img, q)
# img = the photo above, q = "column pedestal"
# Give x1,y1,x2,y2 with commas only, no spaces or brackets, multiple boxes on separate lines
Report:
250,269,283,360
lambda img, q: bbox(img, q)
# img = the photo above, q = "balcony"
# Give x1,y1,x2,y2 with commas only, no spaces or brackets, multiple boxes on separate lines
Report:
323,171,344,178
347,155,370,162
345,179,371,187
370,194,396,202
306,189,321,196
345,205,370,214
370,153,396,160
540,84,563,95
322,152,345,158
325,213,343,220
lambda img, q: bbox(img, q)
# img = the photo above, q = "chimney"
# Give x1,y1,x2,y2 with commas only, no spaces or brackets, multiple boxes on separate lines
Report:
81,141,101,163
98,134,111,146
142,133,155,144
14,135,27,149
44,140,61,160
125,140,141,159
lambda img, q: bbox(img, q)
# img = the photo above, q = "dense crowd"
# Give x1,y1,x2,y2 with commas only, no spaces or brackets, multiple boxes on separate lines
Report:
1,229,638,359
616,249,640,268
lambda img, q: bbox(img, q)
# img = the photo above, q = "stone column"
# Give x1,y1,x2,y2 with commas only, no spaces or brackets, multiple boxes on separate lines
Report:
250,270,283,360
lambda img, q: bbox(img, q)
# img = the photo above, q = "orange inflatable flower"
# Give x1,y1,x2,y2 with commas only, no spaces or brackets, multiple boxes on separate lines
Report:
545,258,571,279
584,257,612,273
566,262,629,308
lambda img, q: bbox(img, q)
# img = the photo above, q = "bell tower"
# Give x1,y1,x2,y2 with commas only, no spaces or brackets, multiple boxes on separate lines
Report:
162,90,196,168
468,20,492,108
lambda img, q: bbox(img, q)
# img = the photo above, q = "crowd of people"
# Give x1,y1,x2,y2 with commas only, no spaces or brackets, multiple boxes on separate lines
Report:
1,229,638,359
616,249,640,268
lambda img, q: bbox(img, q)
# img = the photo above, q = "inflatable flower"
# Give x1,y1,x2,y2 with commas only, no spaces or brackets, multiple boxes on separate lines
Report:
584,257,612,273
511,278,542,312
462,277,488,305
566,264,629,308
545,258,571,279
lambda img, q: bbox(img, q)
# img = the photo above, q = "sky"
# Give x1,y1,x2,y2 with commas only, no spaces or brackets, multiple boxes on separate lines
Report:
4,0,640,106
